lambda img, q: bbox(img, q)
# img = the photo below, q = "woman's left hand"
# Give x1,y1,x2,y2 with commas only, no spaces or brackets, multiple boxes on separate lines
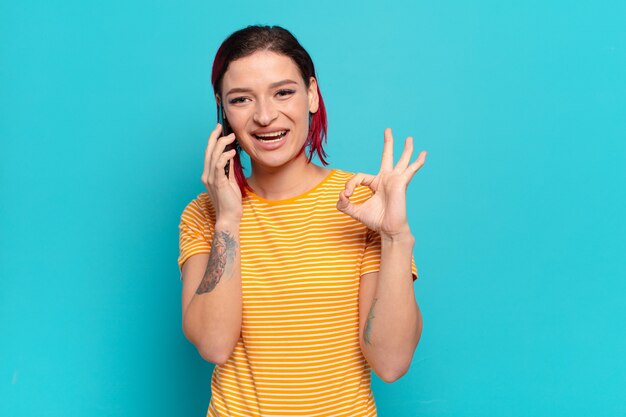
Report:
336,128,427,239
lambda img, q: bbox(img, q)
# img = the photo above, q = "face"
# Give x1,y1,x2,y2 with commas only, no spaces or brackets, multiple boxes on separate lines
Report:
218,50,319,171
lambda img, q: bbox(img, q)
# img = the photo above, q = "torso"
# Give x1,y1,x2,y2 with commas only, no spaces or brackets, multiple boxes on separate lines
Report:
206,169,380,417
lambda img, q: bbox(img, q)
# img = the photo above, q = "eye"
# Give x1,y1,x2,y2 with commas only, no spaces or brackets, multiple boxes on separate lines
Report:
276,89,295,98
228,96,249,105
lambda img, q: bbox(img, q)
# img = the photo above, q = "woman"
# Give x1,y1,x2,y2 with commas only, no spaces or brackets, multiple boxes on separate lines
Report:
178,25,427,417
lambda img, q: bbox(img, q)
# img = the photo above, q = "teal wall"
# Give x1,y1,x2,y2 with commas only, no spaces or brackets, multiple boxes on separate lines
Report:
2,1,625,416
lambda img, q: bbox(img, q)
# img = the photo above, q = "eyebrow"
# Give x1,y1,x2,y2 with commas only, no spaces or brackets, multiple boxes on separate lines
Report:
225,79,299,96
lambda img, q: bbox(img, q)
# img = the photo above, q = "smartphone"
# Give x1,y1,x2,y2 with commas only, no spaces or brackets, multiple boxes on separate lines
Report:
217,103,236,177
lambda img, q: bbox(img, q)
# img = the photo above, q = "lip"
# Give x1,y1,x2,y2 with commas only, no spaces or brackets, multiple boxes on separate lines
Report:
252,130,289,151
251,127,290,135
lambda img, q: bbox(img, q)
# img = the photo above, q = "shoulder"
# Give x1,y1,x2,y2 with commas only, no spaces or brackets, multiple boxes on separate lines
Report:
330,168,375,204
180,193,216,228
331,168,354,180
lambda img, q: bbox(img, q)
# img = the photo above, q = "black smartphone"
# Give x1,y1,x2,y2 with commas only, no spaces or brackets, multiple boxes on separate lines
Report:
217,103,236,177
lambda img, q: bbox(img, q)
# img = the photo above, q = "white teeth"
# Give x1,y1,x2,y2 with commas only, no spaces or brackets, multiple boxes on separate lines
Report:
255,130,287,138
259,136,283,143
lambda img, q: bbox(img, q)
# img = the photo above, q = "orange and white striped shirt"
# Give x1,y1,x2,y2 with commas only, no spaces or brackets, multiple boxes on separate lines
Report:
178,169,417,417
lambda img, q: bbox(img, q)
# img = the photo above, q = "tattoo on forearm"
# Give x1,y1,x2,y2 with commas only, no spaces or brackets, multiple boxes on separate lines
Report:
364,297,378,345
196,231,237,294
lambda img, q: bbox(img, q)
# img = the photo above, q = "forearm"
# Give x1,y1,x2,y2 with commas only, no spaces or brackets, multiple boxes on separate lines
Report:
362,233,422,382
183,221,242,365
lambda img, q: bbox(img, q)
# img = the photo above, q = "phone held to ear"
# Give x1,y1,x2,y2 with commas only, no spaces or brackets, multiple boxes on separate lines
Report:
218,103,236,177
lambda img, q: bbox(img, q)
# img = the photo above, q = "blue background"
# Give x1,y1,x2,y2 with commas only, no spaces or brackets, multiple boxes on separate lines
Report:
2,1,625,416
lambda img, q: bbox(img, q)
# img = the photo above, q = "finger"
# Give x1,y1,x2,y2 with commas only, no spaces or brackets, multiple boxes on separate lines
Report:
210,149,236,184
208,122,223,147
344,173,377,197
205,123,224,162
395,136,414,172
405,150,427,181
216,149,236,172
208,145,235,185
380,128,394,172
336,189,359,218
202,124,224,183
210,133,236,173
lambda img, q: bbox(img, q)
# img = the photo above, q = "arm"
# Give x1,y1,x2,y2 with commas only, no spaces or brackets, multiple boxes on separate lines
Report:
358,233,422,383
337,127,427,382
181,221,241,366
180,123,243,366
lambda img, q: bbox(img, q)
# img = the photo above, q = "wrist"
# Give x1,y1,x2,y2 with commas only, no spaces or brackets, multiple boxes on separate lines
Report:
380,230,415,245
215,218,241,231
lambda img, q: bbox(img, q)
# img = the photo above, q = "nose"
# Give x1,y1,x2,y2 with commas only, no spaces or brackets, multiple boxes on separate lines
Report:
253,98,278,126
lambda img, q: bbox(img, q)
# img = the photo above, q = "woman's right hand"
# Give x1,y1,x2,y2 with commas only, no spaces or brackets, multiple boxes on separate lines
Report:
201,123,243,223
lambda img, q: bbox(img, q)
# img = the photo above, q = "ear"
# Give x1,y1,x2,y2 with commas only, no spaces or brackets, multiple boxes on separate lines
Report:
307,77,319,114
215,94,226,120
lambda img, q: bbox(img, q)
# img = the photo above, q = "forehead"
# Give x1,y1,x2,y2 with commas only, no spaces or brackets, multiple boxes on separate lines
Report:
222,51,303,89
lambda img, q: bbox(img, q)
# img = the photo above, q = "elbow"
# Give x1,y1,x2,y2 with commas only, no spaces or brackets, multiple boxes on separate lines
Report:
367,349,413,383
376,362,411,383
197,343,234,366
374,318,423,383
193,335,237,366
182,321,237,366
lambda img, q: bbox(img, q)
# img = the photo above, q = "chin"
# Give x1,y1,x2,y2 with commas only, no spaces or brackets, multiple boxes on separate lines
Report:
252,152,306,171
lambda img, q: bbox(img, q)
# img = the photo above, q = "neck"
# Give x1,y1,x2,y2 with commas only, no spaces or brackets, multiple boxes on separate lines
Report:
248,154,330,200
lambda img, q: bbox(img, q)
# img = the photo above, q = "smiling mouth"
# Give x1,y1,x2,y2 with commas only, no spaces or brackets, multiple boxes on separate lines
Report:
253,130,289,142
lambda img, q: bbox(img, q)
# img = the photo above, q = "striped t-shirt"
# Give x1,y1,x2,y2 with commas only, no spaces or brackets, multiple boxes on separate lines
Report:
178,168,418,417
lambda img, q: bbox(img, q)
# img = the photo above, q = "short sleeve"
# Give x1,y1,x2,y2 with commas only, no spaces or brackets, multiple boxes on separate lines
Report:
360,229,418,281
178,196,214,274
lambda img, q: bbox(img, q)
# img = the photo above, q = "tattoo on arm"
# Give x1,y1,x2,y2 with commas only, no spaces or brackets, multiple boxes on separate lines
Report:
364,297,378,345
196,231,237,294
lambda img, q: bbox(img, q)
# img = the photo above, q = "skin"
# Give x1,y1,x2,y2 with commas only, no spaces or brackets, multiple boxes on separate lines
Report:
364,297,378,344
195,230,237,294
338,127,427,381
182,50,428,380
217,50,329,200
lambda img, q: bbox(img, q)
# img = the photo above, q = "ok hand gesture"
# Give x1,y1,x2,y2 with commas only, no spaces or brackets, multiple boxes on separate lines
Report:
336,128,427,239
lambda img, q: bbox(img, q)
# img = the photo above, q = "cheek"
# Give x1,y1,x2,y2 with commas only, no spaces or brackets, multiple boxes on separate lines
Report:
286,98,310,121
225,109,249,132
